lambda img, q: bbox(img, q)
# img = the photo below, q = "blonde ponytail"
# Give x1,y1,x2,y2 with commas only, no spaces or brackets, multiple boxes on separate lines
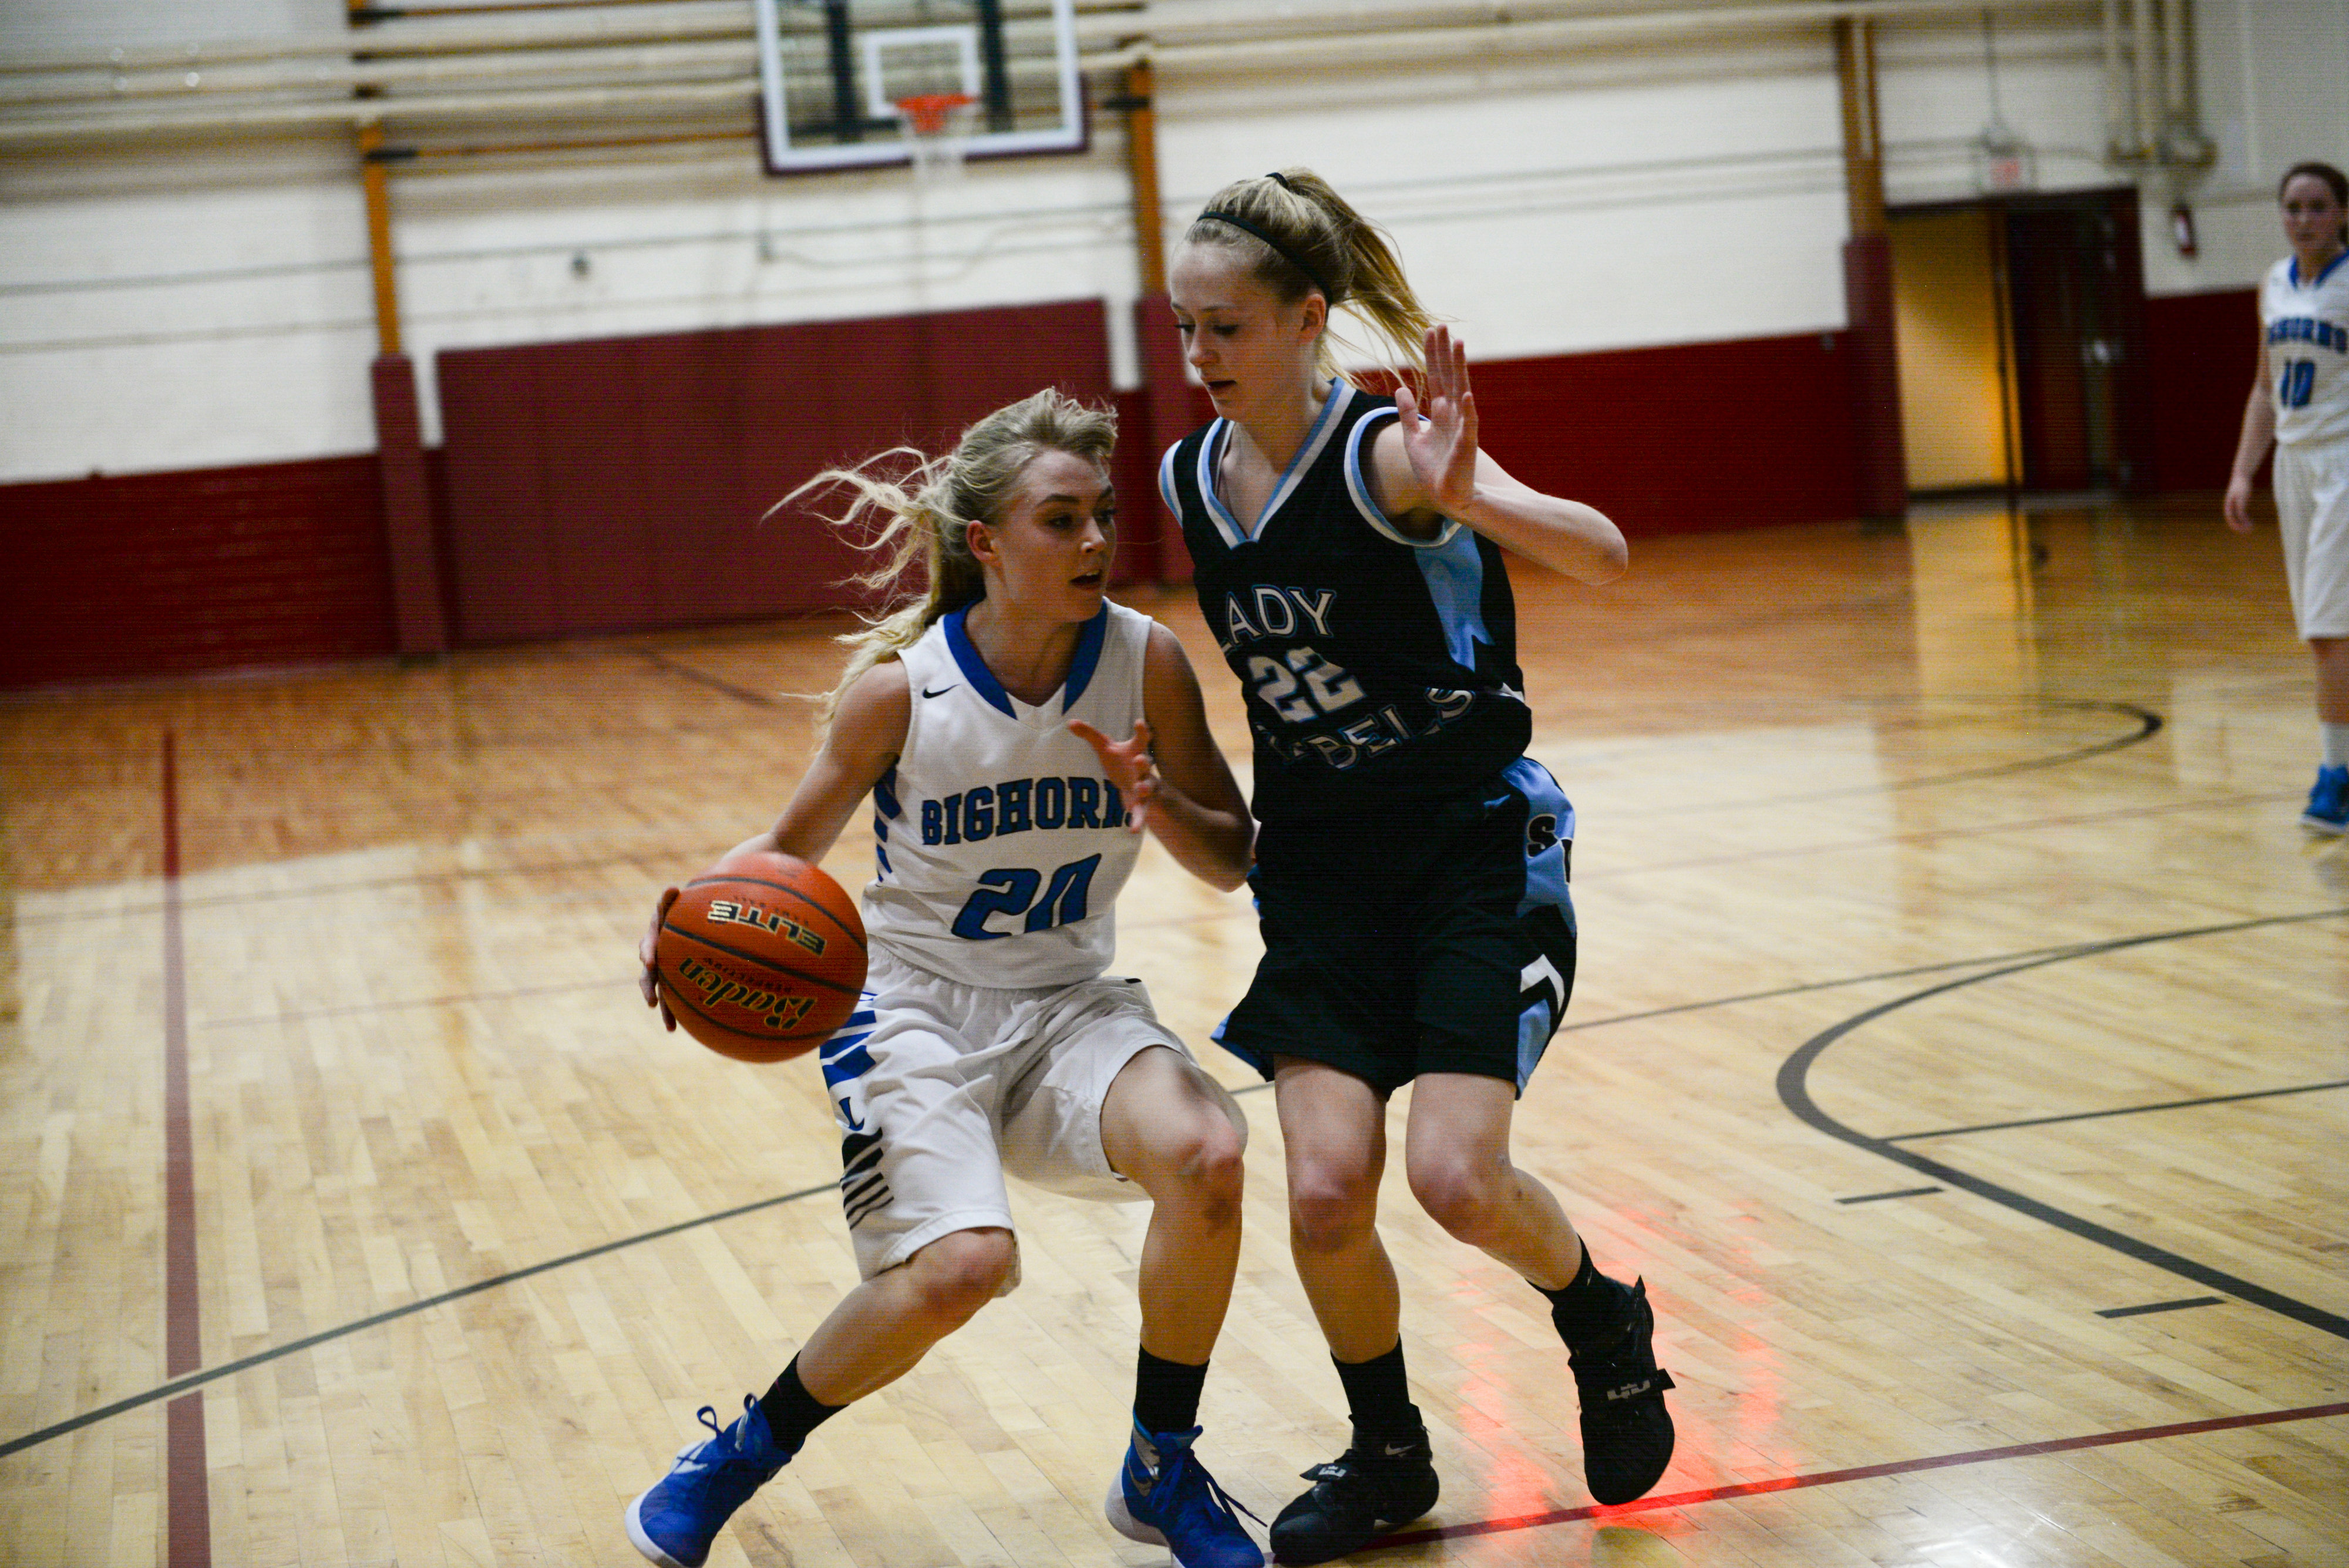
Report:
1185,168,1436,383
788,388,1117,730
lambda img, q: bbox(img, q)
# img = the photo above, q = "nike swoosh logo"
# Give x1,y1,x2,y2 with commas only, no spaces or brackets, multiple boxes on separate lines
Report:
1383,1443,1418,1457
922,685,957,698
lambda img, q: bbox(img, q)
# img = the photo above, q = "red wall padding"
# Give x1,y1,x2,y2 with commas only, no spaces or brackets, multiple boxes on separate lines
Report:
435,300,1117,644
1115,330,1864,550
0,456,395,691
1459,331,1863,534
2143,287,2262,494
0,294,2264,691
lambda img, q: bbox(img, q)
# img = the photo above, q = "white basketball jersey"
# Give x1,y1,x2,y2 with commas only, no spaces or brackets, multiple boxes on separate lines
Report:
861,600,1151,988
2261,253,2349,447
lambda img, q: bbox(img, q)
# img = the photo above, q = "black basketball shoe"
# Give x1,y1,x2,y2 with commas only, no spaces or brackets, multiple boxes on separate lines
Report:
1566,1277,1677,1505
1267,1428,1439,1565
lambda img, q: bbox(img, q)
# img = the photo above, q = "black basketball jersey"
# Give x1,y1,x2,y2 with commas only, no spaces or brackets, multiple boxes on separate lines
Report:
1160,382,1529,827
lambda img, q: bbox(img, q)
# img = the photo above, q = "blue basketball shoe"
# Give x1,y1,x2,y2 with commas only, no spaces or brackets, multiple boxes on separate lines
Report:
1106,1419,1266,1567
2303,765,2348,834
627,1396,792,1568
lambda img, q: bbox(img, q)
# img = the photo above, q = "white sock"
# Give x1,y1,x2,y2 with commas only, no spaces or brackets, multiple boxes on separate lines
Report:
2324,722,2349,769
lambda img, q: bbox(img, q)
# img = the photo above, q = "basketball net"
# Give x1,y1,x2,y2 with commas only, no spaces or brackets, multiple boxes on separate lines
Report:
896,92,975,183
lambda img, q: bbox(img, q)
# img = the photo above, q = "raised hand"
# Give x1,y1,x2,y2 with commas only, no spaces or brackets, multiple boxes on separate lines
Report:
1068,717,1159,833
638,884,680,1029
1392,323,1480,517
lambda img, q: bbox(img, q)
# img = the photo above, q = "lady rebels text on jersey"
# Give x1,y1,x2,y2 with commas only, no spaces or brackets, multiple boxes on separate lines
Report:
860,601,1147,989
1161,383,1529,826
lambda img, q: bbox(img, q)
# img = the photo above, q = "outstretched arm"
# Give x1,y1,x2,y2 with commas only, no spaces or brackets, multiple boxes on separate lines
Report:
1070,623,1254,891
1376,324,1628,585
2224,338,2276,534
639,661,909,1027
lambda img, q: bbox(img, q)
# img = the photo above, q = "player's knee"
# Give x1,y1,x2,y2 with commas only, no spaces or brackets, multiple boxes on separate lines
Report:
1134,1109,1244,1222
907,1229,1015,1322
1288,1162,1378,1255
1199,1130,1245,1226
1408,1158,1506,1246
1178,1112,1247,1200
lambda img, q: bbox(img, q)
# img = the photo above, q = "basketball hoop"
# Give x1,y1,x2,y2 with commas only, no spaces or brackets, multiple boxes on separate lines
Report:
894,92,975,181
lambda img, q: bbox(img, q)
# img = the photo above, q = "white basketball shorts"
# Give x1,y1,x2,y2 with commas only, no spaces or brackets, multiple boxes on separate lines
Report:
2276,439,2349,639
815,947,1246,1289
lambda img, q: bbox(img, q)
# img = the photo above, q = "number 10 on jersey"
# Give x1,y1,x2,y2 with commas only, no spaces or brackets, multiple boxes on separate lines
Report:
2279,358,2317,409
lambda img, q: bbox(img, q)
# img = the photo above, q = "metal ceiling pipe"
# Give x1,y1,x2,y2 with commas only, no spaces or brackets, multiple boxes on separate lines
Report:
3,0,2085,79
0,0,2101,142
1136,0,2093,76
0,75,759,140
0,40,761,104
0,0,1116,75
1125,0,2089,48
2101,0,2126,154
2162,0,2188,120
0,3,758,73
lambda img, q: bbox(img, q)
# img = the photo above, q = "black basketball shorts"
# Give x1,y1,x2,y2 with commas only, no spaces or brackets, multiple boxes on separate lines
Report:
1214,757,1577,1096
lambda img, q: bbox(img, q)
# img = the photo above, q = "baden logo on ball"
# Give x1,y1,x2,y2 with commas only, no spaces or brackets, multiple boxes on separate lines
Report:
655,848,868,1062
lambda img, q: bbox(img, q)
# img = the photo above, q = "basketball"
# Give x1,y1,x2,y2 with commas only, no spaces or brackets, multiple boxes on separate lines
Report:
654,848,867,1063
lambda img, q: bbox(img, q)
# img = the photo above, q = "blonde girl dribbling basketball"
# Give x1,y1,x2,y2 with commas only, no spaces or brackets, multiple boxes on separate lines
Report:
1158,170,1672,1563
625,390,1267,1568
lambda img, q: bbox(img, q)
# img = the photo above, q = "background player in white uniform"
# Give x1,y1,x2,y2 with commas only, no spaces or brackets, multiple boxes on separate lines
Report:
1162,170,1668,1565
2226,160,2349,833
625,391,1267,1568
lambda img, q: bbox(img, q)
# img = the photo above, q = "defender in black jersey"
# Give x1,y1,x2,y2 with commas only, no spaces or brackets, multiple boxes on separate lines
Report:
1161,379,1577,1093
1163,168,1677,1560
1160,381,1530,828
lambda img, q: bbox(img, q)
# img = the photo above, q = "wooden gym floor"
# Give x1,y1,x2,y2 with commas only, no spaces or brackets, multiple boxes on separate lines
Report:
1,493,2343,1567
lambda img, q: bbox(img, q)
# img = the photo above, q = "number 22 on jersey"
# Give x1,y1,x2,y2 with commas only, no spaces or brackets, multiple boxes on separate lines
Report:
1248,646,1366,722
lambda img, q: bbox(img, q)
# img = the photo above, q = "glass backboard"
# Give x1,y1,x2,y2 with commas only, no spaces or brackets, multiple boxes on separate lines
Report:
752,0,1085,175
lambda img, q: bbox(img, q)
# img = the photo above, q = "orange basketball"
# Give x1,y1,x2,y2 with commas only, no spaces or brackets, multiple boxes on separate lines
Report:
655,849,867,1063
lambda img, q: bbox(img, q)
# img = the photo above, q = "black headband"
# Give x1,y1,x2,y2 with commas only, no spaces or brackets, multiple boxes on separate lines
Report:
1199,207,1337,301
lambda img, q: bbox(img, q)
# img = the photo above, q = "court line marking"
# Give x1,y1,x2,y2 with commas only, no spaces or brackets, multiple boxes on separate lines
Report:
1883,1077,2349,1142
1833,1186,1942,1204
160,733,211,1568
1580,789,2284,883
12,849,670,927
1776,906,2349,1344
187,930,2123,1034
641,648,786,707
1601,698,2160,815
197,975,638,1030
11,911,2342,1461
0,717,795,763
1371,1399,2349,1549
1563,936,2191,1031
0,1179,843,1461
2098,1296,2225,1319
15,783,2296,936
171,899,2324,1041
1,700,2199,931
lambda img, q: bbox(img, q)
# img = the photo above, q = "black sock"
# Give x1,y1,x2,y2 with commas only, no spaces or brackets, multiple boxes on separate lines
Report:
1133,1348,1209,1437
1334,1342,1422,1445
758,1357,844,1453
1536,1247,1629,1350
